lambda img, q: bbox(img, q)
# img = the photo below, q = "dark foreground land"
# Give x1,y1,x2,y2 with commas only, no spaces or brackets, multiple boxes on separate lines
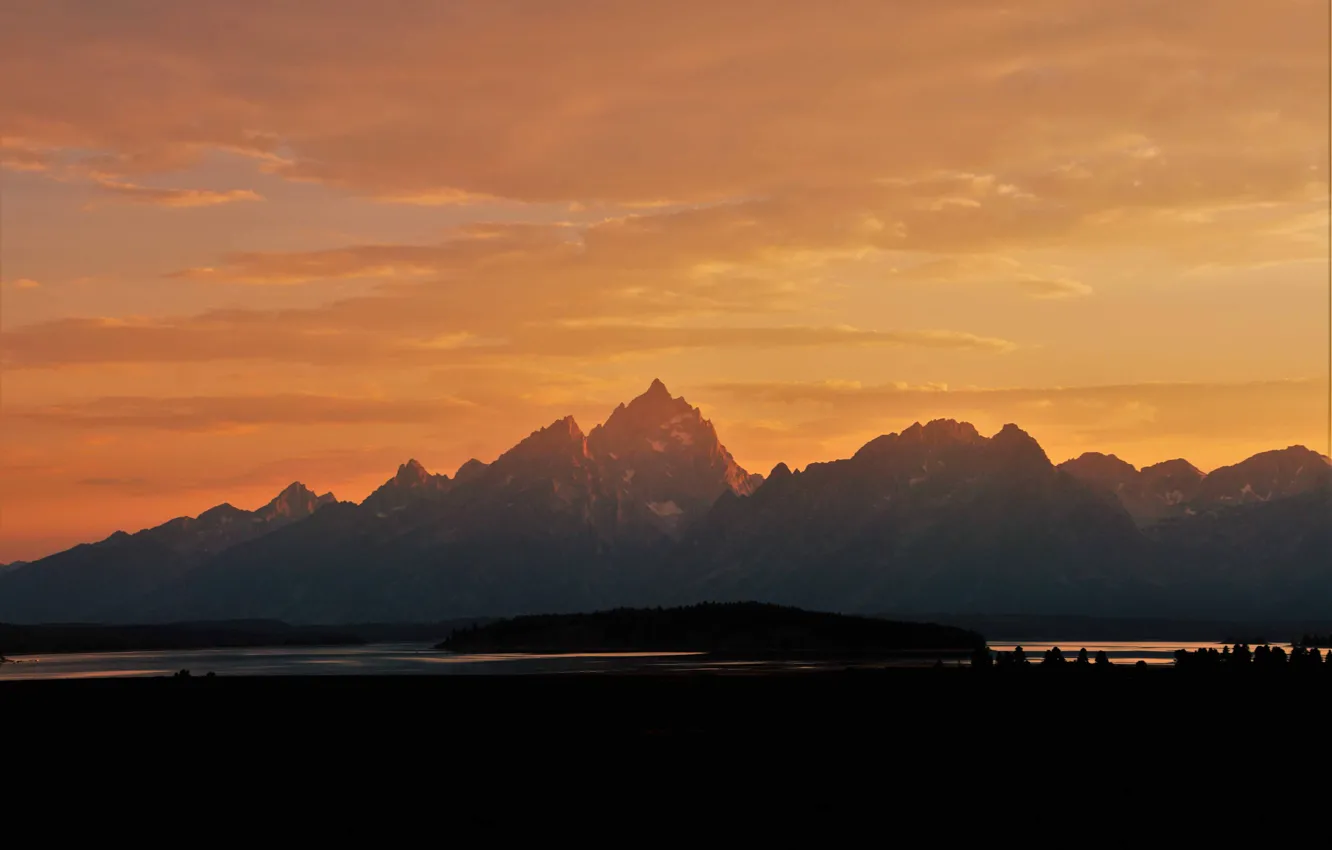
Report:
4,669,1329,831
6,667,1328,738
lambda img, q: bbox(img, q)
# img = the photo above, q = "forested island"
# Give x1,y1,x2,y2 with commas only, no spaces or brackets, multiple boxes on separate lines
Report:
437,602,984,654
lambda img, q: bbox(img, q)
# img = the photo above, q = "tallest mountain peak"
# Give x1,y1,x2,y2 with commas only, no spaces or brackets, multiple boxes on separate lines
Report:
606,378,695,430
620,378,680,413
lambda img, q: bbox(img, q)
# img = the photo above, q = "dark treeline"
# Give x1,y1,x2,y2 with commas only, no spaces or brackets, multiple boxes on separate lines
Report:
439,602,983,654
976,646,1119,668
1297,634,1332,648
970,644,1332,671
1174,644,1332,671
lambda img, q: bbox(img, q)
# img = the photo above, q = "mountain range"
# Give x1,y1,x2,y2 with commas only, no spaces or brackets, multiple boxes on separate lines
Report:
1,380,1327,624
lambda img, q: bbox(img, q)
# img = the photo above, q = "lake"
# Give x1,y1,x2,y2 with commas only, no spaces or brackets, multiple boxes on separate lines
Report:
0,639,1291,679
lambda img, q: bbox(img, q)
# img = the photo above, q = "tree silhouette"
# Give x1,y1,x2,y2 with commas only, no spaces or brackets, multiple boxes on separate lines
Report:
1095,650,1111,666
1041,646,1066,666
1075,648,1090,666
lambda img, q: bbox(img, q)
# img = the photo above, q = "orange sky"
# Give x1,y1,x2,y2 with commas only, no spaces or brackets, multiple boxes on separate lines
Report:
1,0,1329,561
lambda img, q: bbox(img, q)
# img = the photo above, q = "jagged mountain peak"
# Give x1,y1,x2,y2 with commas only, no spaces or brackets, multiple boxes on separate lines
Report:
896,419,986,446
500,416,589,463
383,458,446,490
398,458,429,478
257,481,332,522
580,379,763,531
1194,444,1332,507
197,503,250,522
273,481,317,503
924,418,984,444
1061,452,1139,480
992,423,1047,454
596,379,697,440
363,458,448,514
855,418,1003,459
1274,445,1329,463
454,458,488,482
1068,451,1136,469
529,415,587,443
1141,458,1204,480
1210,445,1331,476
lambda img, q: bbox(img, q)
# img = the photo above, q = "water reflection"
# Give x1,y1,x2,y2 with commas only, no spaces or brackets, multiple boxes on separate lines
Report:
0,644,718,680
0,640,1287,679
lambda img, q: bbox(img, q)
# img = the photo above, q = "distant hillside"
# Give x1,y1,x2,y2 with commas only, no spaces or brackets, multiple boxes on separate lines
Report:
436,602,984,654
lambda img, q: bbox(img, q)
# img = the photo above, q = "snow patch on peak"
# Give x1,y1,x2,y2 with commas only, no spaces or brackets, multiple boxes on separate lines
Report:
670,428,694,445
1239,483,1268,501
648,439,666,452
647,500,683,517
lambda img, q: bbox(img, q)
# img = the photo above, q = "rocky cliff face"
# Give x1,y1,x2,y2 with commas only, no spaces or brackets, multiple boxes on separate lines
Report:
587,378,761,537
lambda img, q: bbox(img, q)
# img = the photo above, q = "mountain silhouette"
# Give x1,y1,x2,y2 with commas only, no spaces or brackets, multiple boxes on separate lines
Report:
587,377,761,537
664,419,1153,616
361,459,452,516
1061,446,1328,524
0,384,1327,624
0,481,338,622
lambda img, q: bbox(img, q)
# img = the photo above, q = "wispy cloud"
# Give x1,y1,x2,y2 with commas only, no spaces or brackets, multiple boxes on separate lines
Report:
10,393,476,431
87,178,263,209
1015,276,1094,299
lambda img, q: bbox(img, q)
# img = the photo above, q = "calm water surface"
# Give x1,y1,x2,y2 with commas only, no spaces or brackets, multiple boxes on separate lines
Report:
0,644,706,680
0,640,1290,679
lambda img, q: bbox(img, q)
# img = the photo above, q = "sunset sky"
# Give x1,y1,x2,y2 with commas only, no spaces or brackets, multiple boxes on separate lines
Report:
1,0,1328,561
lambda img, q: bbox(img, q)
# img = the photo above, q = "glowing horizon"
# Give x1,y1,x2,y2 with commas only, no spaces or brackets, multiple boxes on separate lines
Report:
1,0,1328,561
